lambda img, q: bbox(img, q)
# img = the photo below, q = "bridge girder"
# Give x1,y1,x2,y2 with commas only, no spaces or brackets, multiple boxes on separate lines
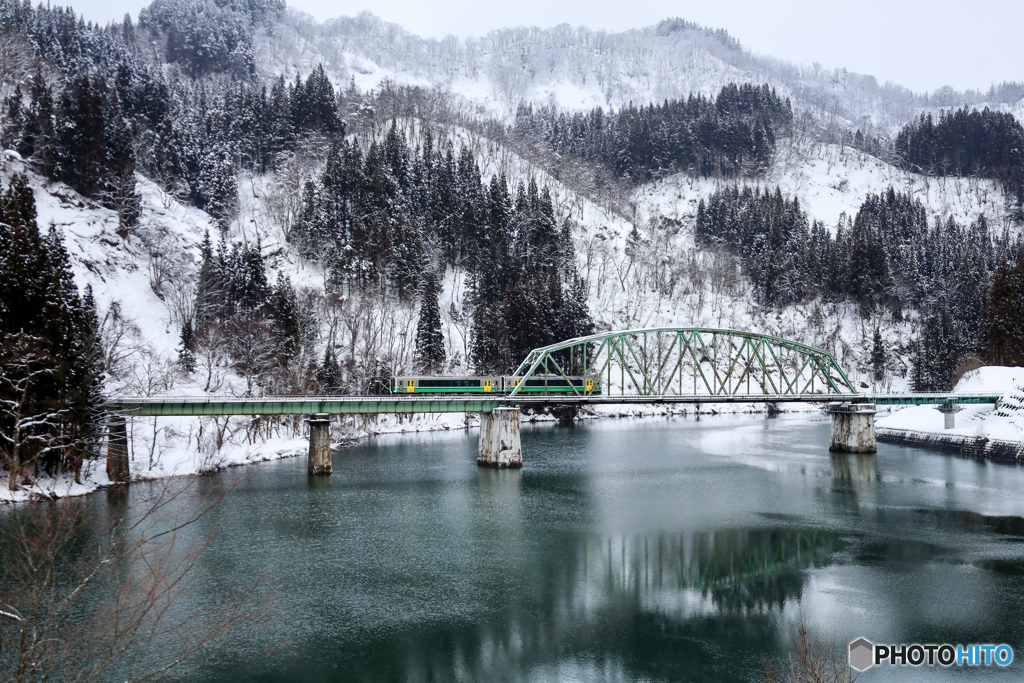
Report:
508,327,857,398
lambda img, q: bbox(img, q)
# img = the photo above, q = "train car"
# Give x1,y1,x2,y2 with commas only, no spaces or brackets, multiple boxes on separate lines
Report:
390,375,601,395
391,376,501,393
502,375,601,394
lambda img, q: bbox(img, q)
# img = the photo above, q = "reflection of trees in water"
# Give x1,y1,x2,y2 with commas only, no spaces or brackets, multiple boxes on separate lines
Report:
580,529,840,613
195,527,839,683
345,529,835,683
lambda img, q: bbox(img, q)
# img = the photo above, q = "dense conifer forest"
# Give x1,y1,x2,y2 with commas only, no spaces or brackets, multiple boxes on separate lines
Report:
895,107,1024,211
0,174,103,484
694,185,1017,389
291,125,594,373
511,84,792,182
2,0,1024,488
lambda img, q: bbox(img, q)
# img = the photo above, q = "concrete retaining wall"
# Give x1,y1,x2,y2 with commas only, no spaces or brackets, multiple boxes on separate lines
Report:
877,428,1024,463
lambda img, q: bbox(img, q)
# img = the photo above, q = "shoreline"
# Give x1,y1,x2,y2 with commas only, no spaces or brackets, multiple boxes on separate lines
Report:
22,404,1024,503
1,405,819,504
877,427,1024,463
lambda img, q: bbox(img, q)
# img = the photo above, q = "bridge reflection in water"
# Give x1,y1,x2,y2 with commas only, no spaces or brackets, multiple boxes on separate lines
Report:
830,452,878,486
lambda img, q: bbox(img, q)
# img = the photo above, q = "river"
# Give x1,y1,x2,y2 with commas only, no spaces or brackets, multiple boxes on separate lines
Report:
22,413,1024,681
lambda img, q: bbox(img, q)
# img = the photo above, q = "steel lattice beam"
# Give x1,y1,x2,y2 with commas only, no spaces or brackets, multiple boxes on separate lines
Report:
507,327,856,398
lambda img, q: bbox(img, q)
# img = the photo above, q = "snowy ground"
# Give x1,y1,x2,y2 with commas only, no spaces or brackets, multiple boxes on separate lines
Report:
877,367,1024,442
635,138,1013,232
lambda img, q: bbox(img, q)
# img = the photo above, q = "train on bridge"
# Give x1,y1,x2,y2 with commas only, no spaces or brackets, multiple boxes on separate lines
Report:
390,375,601,395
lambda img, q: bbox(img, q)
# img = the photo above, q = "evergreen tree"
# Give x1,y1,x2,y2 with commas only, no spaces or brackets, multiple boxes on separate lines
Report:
985,251,1024,366
364,358,392,396
870,328,887,383
102,87,141,228
178,319,197,374
0,175,104,481
54,73,107,197
315,345,342,393
269,273,300,359
413,271,446,374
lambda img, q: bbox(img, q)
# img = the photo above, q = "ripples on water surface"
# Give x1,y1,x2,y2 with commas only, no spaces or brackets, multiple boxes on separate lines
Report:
59,415,1024,680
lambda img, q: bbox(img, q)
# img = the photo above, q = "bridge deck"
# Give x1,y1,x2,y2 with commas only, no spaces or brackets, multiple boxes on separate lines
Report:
111,393,1004,416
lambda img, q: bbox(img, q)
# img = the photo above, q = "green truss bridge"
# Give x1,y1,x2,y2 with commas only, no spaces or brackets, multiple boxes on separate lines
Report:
114,327,1001,415
108,328,1005,475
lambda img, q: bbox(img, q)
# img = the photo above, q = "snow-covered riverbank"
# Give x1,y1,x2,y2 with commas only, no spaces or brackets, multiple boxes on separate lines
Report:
0,401,811,504
877,367,1024,443
11,366,1024,505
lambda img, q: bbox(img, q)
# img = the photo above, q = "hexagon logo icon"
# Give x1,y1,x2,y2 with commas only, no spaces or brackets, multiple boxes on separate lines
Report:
849,637,874,672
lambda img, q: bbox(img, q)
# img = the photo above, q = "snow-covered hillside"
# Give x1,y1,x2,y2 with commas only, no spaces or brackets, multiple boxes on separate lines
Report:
636,138,1016,238
9,110,1010,396
6,102,1015,391
4,0,1024,502
254,10,1024,133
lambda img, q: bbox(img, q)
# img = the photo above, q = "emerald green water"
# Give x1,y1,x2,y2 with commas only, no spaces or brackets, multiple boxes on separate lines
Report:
29,414,1024,681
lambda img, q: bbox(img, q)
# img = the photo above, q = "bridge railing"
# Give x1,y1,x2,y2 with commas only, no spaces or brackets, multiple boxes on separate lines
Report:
106,392,1005,416
507,328,857,398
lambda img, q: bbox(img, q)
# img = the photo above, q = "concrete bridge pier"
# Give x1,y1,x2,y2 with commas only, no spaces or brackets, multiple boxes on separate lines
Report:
478,407,523,468
106,416,130,483
936,402,962,429
307,413,332,475
828,403,877,453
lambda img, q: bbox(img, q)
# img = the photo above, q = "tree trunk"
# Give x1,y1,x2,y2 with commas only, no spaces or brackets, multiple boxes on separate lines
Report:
8,451,19,490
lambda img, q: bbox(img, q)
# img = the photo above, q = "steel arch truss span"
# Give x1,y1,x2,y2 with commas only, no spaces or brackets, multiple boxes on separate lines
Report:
508,328,857,399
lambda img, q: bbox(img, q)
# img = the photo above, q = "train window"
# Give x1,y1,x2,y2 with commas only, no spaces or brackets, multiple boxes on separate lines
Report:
525,379,570,387
520,377,588,388
418,379,482,388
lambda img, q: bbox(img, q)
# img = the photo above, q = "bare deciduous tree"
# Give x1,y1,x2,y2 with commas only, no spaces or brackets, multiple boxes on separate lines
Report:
761,618,858,683
194,326,230,393
98,301,142,382
0,476,280,681
226,318,280,396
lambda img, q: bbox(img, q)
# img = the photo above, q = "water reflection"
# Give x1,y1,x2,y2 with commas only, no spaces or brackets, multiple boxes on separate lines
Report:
573,529,836,618
578,529,838,610
830,453,877,487
911,508,1024,536
12,416,1024,683
248,528,836,683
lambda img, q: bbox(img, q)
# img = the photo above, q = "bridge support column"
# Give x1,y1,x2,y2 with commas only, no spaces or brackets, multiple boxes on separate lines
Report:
106,415,130,483
478,407,522,468
307,413,332,475
828,403,876,454
936,402,962,429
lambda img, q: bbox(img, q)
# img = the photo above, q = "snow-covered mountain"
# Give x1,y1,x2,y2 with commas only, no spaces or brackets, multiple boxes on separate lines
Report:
2,0,1023,499
252,11,1024,132
7,1,1021,394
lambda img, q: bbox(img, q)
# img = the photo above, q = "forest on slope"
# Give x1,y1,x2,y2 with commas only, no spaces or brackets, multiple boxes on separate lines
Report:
1,0,1024,489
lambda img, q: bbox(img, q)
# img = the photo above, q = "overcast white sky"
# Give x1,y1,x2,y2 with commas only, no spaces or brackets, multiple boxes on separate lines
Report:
83,0,1021,94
